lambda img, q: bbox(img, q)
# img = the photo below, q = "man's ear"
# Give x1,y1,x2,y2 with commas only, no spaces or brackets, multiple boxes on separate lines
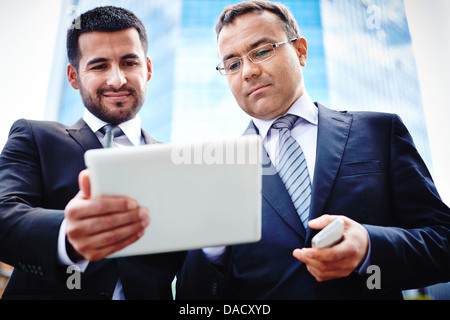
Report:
296,37,308,67
146,57,153,81
67,63,79,90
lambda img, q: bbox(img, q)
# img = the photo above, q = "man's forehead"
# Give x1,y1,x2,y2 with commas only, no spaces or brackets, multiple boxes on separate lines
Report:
79,28,140,46
78,28,144,59
217,11,285,58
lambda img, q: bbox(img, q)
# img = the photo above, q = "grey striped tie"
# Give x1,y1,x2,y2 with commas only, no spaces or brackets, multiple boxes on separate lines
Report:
100,124,124,148
272,114,311,229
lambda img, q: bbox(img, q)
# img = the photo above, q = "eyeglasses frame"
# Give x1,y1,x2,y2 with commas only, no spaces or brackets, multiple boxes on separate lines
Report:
216,38,299,76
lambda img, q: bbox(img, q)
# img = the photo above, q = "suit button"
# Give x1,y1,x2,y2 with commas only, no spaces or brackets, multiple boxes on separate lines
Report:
210,278,218,296
23,263,31,273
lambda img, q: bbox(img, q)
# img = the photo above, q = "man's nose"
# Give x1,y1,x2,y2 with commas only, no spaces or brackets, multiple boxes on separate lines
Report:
241,57,262,81
106,65,126,88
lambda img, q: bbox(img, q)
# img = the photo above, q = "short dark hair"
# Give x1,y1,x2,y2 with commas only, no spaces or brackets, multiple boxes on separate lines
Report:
67,6,148,70
216,0,300,40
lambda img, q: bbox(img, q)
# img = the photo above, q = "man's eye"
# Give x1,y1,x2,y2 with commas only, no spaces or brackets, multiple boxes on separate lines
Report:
227,60,241,71
91,64,107,70
123,61,138,67
256,49,271,57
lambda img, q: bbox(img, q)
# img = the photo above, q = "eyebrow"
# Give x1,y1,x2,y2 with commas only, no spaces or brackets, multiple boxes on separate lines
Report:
86,57,108,67
222,37,276,62
85,53,141,67
121,53,140,60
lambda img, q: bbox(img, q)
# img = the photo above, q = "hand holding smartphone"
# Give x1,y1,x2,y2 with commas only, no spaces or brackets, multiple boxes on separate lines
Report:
311,218,344,248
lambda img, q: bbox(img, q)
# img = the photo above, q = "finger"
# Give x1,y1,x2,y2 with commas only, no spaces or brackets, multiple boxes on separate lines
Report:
306,264,352,282
78,170,91,199
306,256,356,282
293,248,354,282
293,249,331,280
65,196,139,221
80,227,146,261
299,240,350,263
68,207,149,238
307,214,340,230
95,230,145,260
90,207,150,235
292,248,304,261
77,220,148,261
303,249,351,270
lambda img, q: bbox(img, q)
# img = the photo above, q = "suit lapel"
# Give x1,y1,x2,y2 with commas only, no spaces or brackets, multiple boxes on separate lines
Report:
141,129,159,145
307,103,353,240
262,171,307,239
66,118,102,151
244,121,306,239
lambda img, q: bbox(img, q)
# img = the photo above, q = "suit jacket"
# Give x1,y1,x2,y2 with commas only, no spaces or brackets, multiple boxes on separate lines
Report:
0,118,185,299
177,103,450,300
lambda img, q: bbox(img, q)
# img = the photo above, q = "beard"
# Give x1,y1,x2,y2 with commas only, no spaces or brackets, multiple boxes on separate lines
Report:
79,82,145,126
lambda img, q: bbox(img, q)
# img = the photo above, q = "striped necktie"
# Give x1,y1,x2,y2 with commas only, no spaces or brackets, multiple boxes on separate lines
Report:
271,114,311,230
100,124,124,148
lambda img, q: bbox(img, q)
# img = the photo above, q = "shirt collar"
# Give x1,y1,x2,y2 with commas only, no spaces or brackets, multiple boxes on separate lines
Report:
251,92,318,141
82,108,142,146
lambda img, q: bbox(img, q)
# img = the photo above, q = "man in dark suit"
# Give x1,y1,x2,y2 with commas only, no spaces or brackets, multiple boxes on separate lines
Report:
0,6,184,299
176,0,450,299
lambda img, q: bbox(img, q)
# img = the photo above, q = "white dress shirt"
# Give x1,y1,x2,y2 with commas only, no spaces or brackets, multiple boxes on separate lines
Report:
57,109,144,299
251,91,318,182
82,108,145,147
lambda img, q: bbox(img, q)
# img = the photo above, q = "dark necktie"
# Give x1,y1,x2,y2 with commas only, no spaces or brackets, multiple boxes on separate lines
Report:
271,114,311,229
100,124,124,148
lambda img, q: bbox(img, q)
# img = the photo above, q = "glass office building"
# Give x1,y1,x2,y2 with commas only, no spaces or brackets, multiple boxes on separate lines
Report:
54,0,432,170
320,0,432,168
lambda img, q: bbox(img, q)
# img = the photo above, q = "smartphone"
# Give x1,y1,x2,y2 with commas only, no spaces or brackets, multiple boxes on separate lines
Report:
311,218,344,248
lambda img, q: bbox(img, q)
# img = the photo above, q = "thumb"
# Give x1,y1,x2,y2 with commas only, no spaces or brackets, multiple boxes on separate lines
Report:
78,169,91,199
308,214,339,230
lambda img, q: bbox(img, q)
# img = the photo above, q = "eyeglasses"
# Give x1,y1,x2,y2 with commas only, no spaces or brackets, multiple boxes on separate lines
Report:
216,38,298,76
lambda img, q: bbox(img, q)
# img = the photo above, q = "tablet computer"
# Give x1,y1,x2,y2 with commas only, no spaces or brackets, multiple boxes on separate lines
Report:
84,135,262,258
